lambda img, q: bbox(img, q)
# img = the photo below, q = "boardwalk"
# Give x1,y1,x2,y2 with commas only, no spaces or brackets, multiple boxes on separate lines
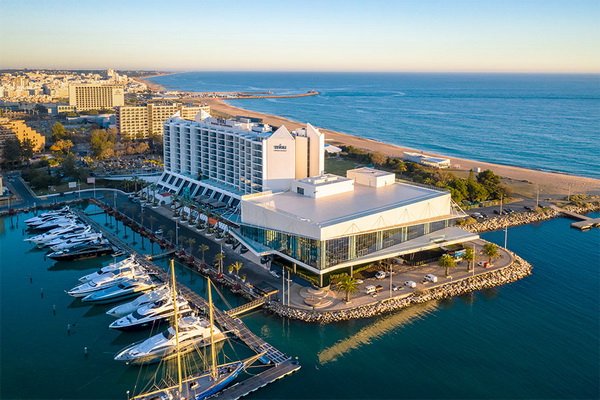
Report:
550,206,600,230
74,210,300,399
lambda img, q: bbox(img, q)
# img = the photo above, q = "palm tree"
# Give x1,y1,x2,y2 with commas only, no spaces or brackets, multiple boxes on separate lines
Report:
158,224,166,236
335,274,359,302
228,261,243,277
214,252,225,274
438,254,456,277
482,242,500,264
147,215,157,232
187,238,196,255
464,247,476,272
166,229,175,244
198,244,209,265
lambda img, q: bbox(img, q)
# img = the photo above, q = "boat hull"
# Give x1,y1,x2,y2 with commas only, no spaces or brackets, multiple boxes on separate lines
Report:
48,247,114,261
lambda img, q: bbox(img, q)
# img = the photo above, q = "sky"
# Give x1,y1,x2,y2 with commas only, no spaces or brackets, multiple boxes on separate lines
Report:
0,0,598,73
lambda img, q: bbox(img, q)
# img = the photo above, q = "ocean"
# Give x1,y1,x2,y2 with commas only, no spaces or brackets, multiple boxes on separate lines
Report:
1,208,598,399
150,72,600,179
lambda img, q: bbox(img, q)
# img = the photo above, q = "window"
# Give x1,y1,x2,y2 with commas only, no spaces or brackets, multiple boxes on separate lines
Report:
297,187,304,195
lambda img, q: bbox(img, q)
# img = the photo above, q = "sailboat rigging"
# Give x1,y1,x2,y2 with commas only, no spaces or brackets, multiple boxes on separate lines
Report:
130,259,264,400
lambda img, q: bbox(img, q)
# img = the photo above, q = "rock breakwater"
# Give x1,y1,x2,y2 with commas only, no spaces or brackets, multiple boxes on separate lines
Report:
265,254,533,323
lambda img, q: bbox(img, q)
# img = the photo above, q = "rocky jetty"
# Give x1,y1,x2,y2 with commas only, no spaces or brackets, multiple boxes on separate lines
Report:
265,254,533,324
466,202,600,233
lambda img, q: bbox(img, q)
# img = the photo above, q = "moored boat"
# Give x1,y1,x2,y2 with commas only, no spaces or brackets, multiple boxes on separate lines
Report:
79,255,137,283
68,265,149,297
81,278,156,304
24,206,70,225
47,240,115,261
109,296,192,331
49,232,103,251
106,285,170,317
114,315,225,365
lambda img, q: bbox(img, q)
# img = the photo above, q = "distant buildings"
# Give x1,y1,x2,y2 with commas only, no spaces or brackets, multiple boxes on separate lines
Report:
0,117,45,161
116,103,209,140
68,84,125,111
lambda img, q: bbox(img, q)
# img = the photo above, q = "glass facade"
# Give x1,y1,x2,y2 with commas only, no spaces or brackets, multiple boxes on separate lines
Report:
240,218,452,270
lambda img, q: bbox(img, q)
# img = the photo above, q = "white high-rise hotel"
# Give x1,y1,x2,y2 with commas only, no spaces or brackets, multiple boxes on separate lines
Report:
157,112,474,284
158,111,324,203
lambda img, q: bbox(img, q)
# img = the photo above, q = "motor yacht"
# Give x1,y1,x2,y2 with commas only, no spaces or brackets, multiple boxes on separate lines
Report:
24,206,70,225
34,216,78,231
79,255,137,283
106,286,170,317
47,241,115,261
49,232,103,251
109,297,192,331
114,315,225,365
68,265,149,297
82,278,157,304
27,224,90,245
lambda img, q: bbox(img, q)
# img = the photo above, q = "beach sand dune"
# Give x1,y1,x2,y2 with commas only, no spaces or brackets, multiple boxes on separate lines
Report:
200,99,600,197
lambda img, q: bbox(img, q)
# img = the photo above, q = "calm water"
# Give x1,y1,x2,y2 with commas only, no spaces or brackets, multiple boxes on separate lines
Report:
1,206,598,399
151,72,600,179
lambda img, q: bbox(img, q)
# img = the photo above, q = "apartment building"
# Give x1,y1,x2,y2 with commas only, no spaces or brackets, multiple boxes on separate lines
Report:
116,103,209,139
0,117,46,161
68,84,125,111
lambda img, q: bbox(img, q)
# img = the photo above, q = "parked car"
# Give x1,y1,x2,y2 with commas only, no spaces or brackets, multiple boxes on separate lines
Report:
375,271,386,279
477,261,491,268
404,281,417,288
365,285,377,294
355,279,364,284
423,274,438,283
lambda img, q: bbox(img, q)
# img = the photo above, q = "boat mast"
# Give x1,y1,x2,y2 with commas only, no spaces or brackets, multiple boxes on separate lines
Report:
208,278,217,380
170,259,183,392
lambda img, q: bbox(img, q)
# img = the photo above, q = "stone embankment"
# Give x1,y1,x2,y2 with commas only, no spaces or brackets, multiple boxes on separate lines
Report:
466,202,600,233
265,254,533,324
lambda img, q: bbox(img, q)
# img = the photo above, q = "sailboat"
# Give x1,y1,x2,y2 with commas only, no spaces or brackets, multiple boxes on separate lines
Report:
130,260,264,400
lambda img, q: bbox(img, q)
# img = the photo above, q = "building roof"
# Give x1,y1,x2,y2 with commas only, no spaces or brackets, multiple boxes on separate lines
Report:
243,180,450,228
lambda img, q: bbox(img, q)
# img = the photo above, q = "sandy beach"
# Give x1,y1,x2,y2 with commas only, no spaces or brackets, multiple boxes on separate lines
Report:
132,72,178,92
200,98,600,197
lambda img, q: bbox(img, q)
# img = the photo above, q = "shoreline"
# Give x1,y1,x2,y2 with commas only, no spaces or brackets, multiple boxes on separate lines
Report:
201,98,600,196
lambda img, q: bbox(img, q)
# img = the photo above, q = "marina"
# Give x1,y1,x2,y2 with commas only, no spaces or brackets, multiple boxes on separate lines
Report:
73,208,301,398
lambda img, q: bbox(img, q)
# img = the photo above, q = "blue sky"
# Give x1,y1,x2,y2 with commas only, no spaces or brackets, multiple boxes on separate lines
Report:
0,0,598,72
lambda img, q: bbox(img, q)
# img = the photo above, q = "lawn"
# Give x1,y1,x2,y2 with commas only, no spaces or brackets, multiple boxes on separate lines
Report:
324,157,362,176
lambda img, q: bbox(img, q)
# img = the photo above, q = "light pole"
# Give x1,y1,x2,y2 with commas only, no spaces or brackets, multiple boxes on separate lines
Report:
504,226,508,249
389,263,393,299
175,220,180,247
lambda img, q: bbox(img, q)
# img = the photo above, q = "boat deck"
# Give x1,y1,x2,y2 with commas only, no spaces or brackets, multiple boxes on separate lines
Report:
74,209,300,399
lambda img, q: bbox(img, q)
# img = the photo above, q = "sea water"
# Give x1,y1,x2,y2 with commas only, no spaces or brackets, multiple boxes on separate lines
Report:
150,72,600,179
1,207,598,399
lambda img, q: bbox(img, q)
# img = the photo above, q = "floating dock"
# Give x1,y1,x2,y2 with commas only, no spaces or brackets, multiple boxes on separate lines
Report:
558,209,600,230
75,210,301,399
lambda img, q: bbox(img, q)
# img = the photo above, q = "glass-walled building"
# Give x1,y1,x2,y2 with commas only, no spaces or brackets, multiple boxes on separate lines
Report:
234,168,477,280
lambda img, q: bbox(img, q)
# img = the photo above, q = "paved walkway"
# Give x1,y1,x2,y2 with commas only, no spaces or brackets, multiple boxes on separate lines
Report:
284,239,513,312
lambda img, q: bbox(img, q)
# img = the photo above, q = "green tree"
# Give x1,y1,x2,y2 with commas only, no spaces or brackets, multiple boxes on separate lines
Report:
2,137,22,167
166,229,175,244
335,274,359,302
20,138,35,165
228,261,243,277
482,242,500,264
370,151,387,166
51,122,66,141
90,129,116,159
477,169,501,186
49,139,74,155
466,180,489,202
438,254,456,277
186,237,196,255
464,247,476,272
198,244,209,265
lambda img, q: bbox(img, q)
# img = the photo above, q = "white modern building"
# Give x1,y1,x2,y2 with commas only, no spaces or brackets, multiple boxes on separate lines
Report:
235,167,474,283
155,112,324,206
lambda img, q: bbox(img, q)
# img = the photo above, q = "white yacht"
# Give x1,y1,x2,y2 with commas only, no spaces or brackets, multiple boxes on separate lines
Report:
25,206,70,225
109,297,192,331
79,256,138,283
34,216,77,230
68,266,149,297
82,278,157,304
106,285,170,317
114,316,225,365
49,232,103,251
28,225,90,245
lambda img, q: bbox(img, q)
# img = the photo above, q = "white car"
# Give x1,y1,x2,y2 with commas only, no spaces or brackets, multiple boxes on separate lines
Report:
375,271,386,279
404,281,417,288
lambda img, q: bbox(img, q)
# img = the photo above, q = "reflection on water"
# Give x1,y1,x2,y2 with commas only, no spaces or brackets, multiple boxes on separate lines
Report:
318,301,440,364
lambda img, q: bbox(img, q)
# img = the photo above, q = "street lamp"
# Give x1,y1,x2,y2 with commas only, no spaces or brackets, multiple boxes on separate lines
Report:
175,220,180,247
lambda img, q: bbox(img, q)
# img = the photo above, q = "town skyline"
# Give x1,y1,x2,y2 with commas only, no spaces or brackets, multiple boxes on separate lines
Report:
1,0,599,73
